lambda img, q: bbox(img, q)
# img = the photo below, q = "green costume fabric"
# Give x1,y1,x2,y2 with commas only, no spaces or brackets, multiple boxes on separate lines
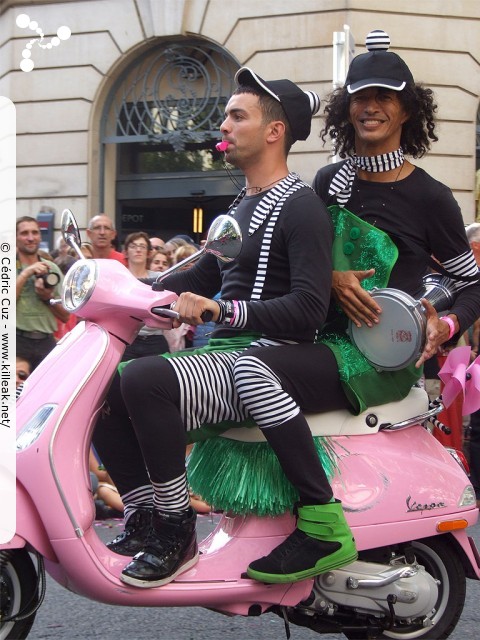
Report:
317,205,422,413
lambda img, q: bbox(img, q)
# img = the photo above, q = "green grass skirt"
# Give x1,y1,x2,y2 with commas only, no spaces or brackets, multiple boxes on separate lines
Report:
187,435,339,517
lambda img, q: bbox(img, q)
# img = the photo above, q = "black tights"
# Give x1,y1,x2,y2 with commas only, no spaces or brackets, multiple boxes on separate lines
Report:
93,344,351,506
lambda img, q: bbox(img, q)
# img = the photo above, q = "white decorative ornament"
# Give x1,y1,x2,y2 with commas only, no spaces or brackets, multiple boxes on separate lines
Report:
57,26,71,41
16,14,30,29
16,13,71,72
20,58,34,73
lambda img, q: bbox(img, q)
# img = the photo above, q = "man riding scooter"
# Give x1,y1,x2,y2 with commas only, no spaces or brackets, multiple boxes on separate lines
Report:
93,67,362,589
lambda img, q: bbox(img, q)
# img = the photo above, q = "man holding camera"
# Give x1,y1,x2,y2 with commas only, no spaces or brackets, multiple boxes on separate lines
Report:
16,216,70,369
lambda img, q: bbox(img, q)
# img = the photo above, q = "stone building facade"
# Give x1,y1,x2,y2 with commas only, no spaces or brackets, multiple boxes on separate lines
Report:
1,0,479,242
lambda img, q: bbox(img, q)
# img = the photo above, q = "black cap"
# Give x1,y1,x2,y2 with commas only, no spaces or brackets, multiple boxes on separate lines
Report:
345,30,414,94
234,67,321,141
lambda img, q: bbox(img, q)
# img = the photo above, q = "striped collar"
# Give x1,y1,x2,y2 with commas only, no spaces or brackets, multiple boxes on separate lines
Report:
328,149,404,206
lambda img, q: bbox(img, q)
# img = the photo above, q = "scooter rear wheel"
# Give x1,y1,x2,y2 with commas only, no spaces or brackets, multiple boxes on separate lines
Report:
0,550,39,640
344,535,466,640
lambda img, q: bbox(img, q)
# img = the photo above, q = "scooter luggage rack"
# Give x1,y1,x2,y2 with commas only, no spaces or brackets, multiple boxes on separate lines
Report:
379,400,444,431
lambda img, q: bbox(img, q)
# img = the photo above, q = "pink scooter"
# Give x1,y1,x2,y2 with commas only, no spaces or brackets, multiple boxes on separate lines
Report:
2,209,479,640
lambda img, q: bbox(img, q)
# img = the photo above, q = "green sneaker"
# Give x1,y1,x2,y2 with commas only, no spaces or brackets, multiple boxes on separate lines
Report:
247,500,358,583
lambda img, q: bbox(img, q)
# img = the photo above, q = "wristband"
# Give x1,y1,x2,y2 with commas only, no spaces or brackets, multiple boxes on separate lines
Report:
440,315,456,340
216,299,234,325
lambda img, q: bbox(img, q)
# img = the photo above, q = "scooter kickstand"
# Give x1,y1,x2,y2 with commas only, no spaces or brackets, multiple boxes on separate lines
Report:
280,605,291,639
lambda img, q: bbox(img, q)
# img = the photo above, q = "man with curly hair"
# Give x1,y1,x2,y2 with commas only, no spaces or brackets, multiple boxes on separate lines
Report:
309,29,480,415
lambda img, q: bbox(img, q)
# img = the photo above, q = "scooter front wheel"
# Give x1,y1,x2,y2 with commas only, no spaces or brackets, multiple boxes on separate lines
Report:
0,550,39,640
344,535,466,640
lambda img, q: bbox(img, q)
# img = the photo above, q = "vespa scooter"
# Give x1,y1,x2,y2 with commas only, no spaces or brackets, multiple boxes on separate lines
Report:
2,209,479,640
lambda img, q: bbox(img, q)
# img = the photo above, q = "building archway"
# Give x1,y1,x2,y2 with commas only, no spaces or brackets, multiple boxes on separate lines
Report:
99,38,243,243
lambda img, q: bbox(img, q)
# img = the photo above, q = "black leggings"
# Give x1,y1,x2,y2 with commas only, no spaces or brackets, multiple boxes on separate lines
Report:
93,343,351,506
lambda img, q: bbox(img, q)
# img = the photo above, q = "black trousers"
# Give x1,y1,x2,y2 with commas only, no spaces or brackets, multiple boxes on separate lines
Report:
121,333,169,362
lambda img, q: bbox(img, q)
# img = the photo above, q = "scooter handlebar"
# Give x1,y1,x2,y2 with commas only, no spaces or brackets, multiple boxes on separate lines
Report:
151,307,214,323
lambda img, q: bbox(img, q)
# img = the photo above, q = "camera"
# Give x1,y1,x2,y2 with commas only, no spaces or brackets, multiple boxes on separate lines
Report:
37,271,60,289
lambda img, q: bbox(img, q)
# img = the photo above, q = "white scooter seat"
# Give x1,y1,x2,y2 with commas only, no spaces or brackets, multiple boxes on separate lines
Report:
220,386,429,442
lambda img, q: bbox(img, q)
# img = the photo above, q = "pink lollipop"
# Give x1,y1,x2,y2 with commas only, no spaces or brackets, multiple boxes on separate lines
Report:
216,140,229,152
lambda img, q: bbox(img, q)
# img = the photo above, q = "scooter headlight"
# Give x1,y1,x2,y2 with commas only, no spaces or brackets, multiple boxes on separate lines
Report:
62,259,97,312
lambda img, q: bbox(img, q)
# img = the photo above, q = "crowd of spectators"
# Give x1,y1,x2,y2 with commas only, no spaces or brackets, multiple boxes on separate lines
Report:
16,214,212,517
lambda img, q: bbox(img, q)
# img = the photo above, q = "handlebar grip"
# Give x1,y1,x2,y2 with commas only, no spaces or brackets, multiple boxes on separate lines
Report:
201,310,213,322
138,277,159,286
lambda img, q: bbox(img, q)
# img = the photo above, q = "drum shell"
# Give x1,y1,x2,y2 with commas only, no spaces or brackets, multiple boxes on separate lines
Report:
348,288,426,371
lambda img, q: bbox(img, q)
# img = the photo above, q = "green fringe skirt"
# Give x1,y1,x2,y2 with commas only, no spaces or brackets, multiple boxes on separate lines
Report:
187,434,339,517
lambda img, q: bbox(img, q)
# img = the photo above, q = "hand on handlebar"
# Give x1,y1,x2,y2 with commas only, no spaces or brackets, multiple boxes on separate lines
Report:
171,292,219,328
332,269,381,328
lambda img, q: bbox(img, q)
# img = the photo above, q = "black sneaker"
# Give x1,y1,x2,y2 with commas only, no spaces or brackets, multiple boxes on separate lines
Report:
107,508,152,556
120,507,199,588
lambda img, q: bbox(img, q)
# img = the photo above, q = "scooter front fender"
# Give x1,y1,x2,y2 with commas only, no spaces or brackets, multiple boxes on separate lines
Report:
0,481,57,561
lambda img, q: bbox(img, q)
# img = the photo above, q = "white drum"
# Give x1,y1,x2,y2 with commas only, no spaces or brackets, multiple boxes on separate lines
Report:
349,288,426,371
348,274,457,371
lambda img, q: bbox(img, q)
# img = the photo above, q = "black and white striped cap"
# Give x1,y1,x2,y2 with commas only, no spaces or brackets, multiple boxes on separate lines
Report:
235,67,320,141
345,30,414,94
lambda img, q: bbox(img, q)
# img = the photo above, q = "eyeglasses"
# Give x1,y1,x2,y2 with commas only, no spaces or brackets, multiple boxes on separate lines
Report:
90,225,113,232
17,371,29,381
129,243,149,251
151,246,162,251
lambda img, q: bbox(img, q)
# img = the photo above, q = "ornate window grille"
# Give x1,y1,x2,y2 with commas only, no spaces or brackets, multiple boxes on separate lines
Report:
101,40,239,152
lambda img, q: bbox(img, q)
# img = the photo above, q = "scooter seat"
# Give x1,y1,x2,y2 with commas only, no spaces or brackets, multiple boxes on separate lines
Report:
220,386,429,442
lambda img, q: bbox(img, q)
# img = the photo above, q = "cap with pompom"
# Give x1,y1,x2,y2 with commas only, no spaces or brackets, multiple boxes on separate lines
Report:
235,67,321,141
345,30,414,94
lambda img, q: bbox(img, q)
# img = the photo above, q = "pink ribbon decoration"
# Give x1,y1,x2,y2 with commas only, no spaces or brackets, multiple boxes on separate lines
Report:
438,346,480,414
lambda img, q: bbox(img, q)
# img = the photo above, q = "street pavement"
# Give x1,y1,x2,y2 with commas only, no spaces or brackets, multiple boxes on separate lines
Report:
26,514,480,640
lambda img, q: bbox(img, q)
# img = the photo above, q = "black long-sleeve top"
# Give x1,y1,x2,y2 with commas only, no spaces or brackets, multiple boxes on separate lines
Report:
163,185,334,343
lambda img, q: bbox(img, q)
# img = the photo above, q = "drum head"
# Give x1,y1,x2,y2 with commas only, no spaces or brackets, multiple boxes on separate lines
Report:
349,289,425,371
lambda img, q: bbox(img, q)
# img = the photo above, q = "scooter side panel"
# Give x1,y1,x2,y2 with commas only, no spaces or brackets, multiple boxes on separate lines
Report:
330,426,475,525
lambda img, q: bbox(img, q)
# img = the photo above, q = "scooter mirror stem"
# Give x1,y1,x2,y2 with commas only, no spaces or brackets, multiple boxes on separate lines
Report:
61,208,85,260
155,214,242,285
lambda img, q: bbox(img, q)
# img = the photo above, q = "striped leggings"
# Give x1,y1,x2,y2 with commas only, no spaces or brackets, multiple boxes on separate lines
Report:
93,342,350,518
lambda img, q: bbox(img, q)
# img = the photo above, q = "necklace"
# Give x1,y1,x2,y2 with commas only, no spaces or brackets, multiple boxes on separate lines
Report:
246,176,288,194
355,161,407,213
394,162,404,181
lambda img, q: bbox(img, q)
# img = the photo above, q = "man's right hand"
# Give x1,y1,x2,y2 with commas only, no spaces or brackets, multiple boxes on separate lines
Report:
332,269,382,328
171,291,220,327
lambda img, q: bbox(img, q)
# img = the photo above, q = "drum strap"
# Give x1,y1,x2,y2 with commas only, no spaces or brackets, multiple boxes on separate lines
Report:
389,231,479,283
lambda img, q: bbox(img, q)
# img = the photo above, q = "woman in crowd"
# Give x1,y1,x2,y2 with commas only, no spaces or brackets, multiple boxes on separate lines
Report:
122,232,169,361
